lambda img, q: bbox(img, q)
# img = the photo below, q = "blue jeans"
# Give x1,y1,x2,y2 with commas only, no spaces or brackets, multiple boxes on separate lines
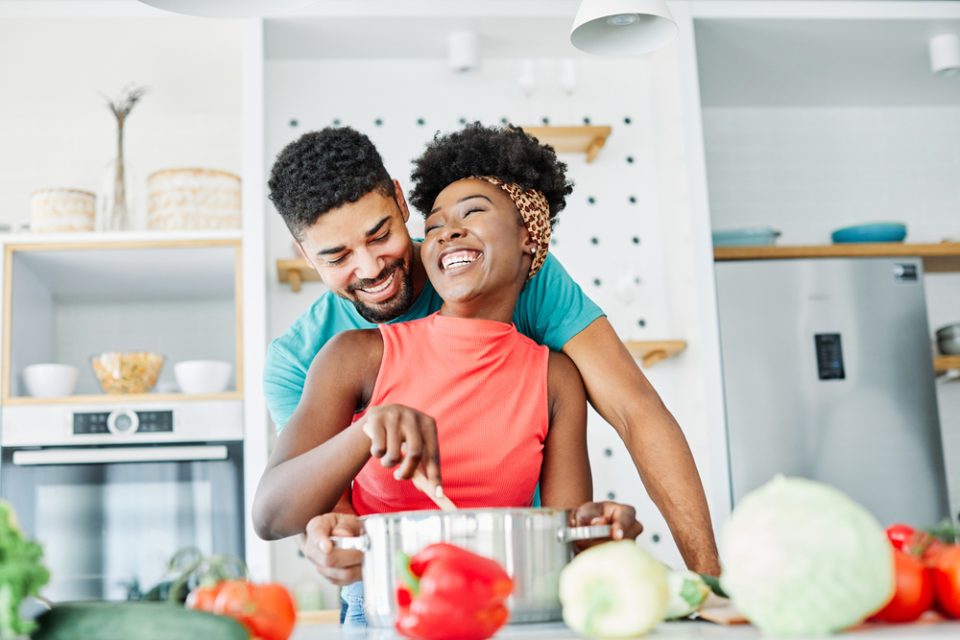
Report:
340,580,367,628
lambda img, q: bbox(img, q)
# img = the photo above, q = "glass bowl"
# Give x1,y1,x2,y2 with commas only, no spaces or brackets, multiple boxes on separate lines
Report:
91,352,164,394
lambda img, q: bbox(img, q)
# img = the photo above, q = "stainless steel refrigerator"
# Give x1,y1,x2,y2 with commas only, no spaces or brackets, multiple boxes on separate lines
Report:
715,257,952,526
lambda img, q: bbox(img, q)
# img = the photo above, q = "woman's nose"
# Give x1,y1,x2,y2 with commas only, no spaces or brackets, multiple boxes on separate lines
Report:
438,225,465,243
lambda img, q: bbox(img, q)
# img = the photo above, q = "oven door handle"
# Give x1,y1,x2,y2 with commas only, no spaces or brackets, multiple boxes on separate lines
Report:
11,445,229,466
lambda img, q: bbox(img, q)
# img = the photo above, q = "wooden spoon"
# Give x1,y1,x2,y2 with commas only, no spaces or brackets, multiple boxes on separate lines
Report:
411,469,458,511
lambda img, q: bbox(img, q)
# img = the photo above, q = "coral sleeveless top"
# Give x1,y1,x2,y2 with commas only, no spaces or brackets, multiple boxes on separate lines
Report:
351,313,549,515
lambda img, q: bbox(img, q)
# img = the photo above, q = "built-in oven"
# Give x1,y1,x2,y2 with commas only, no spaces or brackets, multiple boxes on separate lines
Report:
0,400,244,602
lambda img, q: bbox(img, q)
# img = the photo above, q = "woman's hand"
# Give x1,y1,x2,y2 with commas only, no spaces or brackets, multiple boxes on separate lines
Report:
300,513,364,586
571,501,644,548
358,404,443,492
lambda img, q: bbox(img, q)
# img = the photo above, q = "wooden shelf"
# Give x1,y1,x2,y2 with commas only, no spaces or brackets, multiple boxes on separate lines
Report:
3,391,242,406
714,243,960,273
623,340,687,368
521,125,612,163
277,258,320,292
935,356,960,376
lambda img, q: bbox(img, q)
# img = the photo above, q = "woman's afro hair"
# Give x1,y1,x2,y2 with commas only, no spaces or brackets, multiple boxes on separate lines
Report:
409,123,572,228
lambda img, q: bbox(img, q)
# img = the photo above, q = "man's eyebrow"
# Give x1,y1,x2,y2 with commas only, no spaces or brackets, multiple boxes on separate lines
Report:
316,216,391,256
429,194,492,214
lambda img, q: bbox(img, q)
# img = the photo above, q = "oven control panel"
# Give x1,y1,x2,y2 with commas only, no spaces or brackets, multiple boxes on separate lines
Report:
73,410,173,435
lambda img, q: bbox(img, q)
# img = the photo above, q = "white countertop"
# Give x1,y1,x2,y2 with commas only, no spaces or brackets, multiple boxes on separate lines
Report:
292,619,960,639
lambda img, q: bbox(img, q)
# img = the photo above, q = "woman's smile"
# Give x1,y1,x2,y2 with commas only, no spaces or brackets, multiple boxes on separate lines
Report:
439,248,483,274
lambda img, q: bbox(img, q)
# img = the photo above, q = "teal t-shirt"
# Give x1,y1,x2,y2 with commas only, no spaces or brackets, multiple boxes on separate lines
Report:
264,252,604,431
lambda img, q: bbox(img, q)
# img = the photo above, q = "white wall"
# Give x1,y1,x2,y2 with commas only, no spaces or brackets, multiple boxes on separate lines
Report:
263,47,722,586
703,107,960,243
0,17,244,228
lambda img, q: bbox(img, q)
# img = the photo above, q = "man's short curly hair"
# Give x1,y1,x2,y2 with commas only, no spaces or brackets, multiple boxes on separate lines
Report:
409,123,572,227
268,127,395,239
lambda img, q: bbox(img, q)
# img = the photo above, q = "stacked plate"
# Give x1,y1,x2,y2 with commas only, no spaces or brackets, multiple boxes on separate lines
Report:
712,227,781,247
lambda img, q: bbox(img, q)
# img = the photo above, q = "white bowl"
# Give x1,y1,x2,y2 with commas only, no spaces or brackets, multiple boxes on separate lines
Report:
174,360,232,394
23,363,79,397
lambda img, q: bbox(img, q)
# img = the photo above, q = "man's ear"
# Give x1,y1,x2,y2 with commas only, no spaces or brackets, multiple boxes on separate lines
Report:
293,239,318,271
393,179,410,223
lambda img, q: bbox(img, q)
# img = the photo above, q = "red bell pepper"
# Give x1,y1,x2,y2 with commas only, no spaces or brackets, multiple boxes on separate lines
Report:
395,543,514,640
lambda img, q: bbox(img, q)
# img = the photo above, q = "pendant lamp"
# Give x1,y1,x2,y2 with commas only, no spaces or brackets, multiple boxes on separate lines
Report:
570,0,678,56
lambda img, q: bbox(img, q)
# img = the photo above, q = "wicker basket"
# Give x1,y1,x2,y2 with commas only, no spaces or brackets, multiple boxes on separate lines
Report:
30,188,96,232
146,168,241,230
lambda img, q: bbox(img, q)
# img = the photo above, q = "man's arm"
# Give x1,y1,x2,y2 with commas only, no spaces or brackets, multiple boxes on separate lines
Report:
563,317,721,575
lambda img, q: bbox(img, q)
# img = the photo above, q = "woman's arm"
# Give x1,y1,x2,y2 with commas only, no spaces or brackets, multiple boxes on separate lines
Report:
252,329,382,540
539,351,592,509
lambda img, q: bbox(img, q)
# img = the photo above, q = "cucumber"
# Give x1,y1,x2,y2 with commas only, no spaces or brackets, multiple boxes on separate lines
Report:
31,602,249,640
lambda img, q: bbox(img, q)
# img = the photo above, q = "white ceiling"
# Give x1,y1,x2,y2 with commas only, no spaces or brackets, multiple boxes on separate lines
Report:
264,15,591,60
696,17,960,106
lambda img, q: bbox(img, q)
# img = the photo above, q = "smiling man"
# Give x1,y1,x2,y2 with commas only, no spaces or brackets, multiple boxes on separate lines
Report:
264,126,720,581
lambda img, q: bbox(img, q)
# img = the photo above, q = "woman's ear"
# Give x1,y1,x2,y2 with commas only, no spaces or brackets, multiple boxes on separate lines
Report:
522,234,538,256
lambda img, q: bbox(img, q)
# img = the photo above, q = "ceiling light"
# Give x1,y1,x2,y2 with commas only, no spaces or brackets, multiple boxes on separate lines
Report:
930,33,960,76
571,0,678,56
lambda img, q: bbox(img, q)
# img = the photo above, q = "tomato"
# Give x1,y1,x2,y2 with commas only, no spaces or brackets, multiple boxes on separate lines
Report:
213,579,297,640
886,524,917,552
186,582,224,612
870,550,934,623
929,545,960,619
884,524,944,563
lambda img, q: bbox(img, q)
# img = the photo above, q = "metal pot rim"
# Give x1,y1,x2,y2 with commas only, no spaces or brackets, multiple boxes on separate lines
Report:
359,506,569,522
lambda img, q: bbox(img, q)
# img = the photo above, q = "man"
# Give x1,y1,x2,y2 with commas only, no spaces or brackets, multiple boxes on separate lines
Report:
265,126,721,584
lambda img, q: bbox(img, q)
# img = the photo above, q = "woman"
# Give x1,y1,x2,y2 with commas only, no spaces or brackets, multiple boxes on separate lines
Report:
253,124,642,621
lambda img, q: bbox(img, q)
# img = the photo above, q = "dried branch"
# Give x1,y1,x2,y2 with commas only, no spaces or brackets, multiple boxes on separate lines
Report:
101,84,149,125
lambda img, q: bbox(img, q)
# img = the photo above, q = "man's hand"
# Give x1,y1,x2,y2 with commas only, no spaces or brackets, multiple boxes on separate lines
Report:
571,501,644,549
359,404,443,492
300,512,364,586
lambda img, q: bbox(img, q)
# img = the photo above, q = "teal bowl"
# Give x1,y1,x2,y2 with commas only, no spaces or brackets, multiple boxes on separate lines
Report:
831,223,907,244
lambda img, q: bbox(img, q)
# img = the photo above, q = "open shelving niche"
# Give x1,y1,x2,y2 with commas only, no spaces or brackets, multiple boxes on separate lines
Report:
715,242,960,379
1,235,244,404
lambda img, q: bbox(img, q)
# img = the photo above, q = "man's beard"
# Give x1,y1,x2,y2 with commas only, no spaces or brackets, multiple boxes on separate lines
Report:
348,259,415,323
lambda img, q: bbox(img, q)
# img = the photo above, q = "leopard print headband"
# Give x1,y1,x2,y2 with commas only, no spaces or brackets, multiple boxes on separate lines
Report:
474,176,551,279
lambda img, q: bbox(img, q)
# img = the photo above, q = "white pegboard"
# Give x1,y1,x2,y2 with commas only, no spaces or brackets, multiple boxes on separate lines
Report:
264,51,717,569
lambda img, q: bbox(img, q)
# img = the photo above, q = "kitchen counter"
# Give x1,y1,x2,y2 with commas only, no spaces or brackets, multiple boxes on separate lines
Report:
292,619,960,639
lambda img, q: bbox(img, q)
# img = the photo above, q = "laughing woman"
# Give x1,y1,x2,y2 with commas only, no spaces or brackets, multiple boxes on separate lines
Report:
253,124,642,620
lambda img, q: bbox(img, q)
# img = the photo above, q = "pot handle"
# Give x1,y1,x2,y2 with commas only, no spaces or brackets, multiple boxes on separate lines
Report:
329,535,371,552
557,524,612,543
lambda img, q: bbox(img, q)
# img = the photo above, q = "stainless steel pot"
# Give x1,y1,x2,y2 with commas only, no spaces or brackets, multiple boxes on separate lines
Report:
332,507,609,627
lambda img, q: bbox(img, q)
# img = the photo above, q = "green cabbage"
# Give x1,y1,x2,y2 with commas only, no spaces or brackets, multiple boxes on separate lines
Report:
720,476,894,636
665,570,710,619
559,541,668,637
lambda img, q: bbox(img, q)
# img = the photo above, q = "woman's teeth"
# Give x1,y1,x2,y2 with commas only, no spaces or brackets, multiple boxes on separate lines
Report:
441,250,480,271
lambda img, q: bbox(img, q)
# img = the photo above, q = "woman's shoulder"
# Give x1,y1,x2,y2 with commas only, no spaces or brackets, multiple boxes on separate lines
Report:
315,328,384,377
324,327,383,351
